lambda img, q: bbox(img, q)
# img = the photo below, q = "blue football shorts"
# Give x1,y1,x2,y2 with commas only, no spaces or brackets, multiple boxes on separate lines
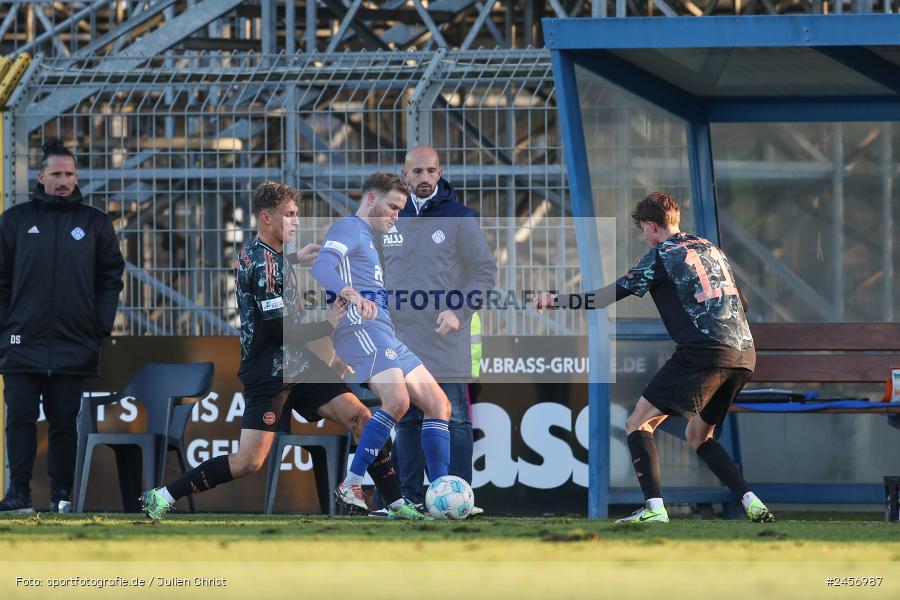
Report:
333,323,422,383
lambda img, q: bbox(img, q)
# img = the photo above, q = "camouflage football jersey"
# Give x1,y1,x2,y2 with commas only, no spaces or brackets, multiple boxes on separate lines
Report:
617,233,754,368
235,236,312,388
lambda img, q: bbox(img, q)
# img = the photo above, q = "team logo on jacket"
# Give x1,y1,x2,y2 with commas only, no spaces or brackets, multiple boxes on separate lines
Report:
431,229,445,244
383,224,404,247
384,348,398,360
70,227,85,240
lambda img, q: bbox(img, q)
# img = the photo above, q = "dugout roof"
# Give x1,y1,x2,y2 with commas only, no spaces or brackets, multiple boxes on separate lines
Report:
544,15,900,122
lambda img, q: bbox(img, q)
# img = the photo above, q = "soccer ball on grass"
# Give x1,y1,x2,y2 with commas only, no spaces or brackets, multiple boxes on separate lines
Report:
425,475,474,520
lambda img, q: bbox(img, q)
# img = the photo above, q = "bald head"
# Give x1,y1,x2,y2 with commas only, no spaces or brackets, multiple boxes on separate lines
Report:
405,146,440,168
403,146,442,198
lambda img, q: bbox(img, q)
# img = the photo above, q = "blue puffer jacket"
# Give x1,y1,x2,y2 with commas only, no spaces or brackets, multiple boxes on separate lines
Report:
380,179,496,380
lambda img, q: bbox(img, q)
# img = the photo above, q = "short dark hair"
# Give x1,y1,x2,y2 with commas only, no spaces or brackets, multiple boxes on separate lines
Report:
40,138,76,171
631,192,680,228
362,172,407,198
251,182,300,217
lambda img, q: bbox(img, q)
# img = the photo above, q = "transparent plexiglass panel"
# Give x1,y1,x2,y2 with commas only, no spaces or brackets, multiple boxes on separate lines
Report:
575,64,693,320
713,122,900,322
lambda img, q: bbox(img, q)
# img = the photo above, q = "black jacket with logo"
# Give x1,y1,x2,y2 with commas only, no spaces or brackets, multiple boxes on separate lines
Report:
0,184,125,376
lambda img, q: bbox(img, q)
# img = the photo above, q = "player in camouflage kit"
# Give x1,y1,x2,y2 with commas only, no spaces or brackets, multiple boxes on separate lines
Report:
140,182,427,520
535,192,773,523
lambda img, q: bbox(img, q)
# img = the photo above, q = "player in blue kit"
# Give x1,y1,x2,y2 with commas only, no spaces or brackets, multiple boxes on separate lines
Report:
140,182,426,521
312,172,452,510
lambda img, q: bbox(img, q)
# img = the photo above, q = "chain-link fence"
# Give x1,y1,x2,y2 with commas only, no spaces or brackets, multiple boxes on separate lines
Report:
8,49,584,337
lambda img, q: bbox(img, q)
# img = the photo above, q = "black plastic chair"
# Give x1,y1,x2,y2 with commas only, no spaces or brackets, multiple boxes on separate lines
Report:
263,384,382,515
264,432,349,515
73,362,214,513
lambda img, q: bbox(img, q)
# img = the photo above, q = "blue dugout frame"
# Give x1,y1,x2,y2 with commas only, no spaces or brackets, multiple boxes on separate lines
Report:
544,14,900,518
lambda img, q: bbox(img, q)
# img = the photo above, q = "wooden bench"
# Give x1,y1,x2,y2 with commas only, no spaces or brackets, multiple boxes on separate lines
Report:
730,322,900,412
608,323,900,515
725,323,900,511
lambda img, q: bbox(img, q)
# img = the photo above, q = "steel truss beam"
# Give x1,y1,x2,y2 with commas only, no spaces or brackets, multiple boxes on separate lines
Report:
3,2,896,60
26,0,245,132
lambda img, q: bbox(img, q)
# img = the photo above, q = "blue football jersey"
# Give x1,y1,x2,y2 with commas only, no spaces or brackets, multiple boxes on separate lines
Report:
314,216,393,330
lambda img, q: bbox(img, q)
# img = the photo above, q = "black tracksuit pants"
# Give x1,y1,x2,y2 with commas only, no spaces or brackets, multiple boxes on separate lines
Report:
3,373,82,496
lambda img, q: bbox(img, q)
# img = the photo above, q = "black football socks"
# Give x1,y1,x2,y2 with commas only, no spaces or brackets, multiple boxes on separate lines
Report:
166,454,234,501
626,430,663,500
367,446,403,507
696,438,751,496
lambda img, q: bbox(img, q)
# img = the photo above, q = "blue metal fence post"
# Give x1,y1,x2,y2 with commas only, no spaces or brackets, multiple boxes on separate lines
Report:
550,48,611,519
687,100,743,518
686,102,717,243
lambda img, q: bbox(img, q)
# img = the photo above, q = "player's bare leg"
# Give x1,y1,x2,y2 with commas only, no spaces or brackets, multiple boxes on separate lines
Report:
368,367,412,420
404,364,452,421
317,392,371,440
228,428,277,477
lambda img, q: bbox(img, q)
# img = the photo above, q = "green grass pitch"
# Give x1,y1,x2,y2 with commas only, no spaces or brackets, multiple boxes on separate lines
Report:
1,512,898,599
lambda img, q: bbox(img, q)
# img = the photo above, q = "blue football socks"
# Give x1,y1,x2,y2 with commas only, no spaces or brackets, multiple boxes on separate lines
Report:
349,410,396,477
421,419,450,480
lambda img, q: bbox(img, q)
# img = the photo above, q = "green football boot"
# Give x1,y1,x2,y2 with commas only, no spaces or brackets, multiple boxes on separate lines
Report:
387,502,434,521
140,488,173,520
746,498,775,523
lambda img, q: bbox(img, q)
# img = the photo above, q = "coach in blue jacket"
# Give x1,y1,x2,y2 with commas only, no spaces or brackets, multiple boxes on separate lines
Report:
380,146,496,510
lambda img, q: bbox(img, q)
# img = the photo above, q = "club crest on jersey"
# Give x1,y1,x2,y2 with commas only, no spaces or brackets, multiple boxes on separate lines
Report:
374,264,383,284
384,348,398,360
431,229,445,244
383,224,403,247
70,227,85,240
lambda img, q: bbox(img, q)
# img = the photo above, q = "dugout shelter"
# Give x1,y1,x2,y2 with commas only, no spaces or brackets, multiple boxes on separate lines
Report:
544,14,900,518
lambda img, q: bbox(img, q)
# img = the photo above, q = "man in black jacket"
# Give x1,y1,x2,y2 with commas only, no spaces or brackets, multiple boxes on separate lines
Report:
0,139,124,513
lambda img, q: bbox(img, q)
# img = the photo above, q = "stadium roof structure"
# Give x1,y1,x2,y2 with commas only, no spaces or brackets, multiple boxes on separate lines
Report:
542,14,900,519
544,15,900,119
